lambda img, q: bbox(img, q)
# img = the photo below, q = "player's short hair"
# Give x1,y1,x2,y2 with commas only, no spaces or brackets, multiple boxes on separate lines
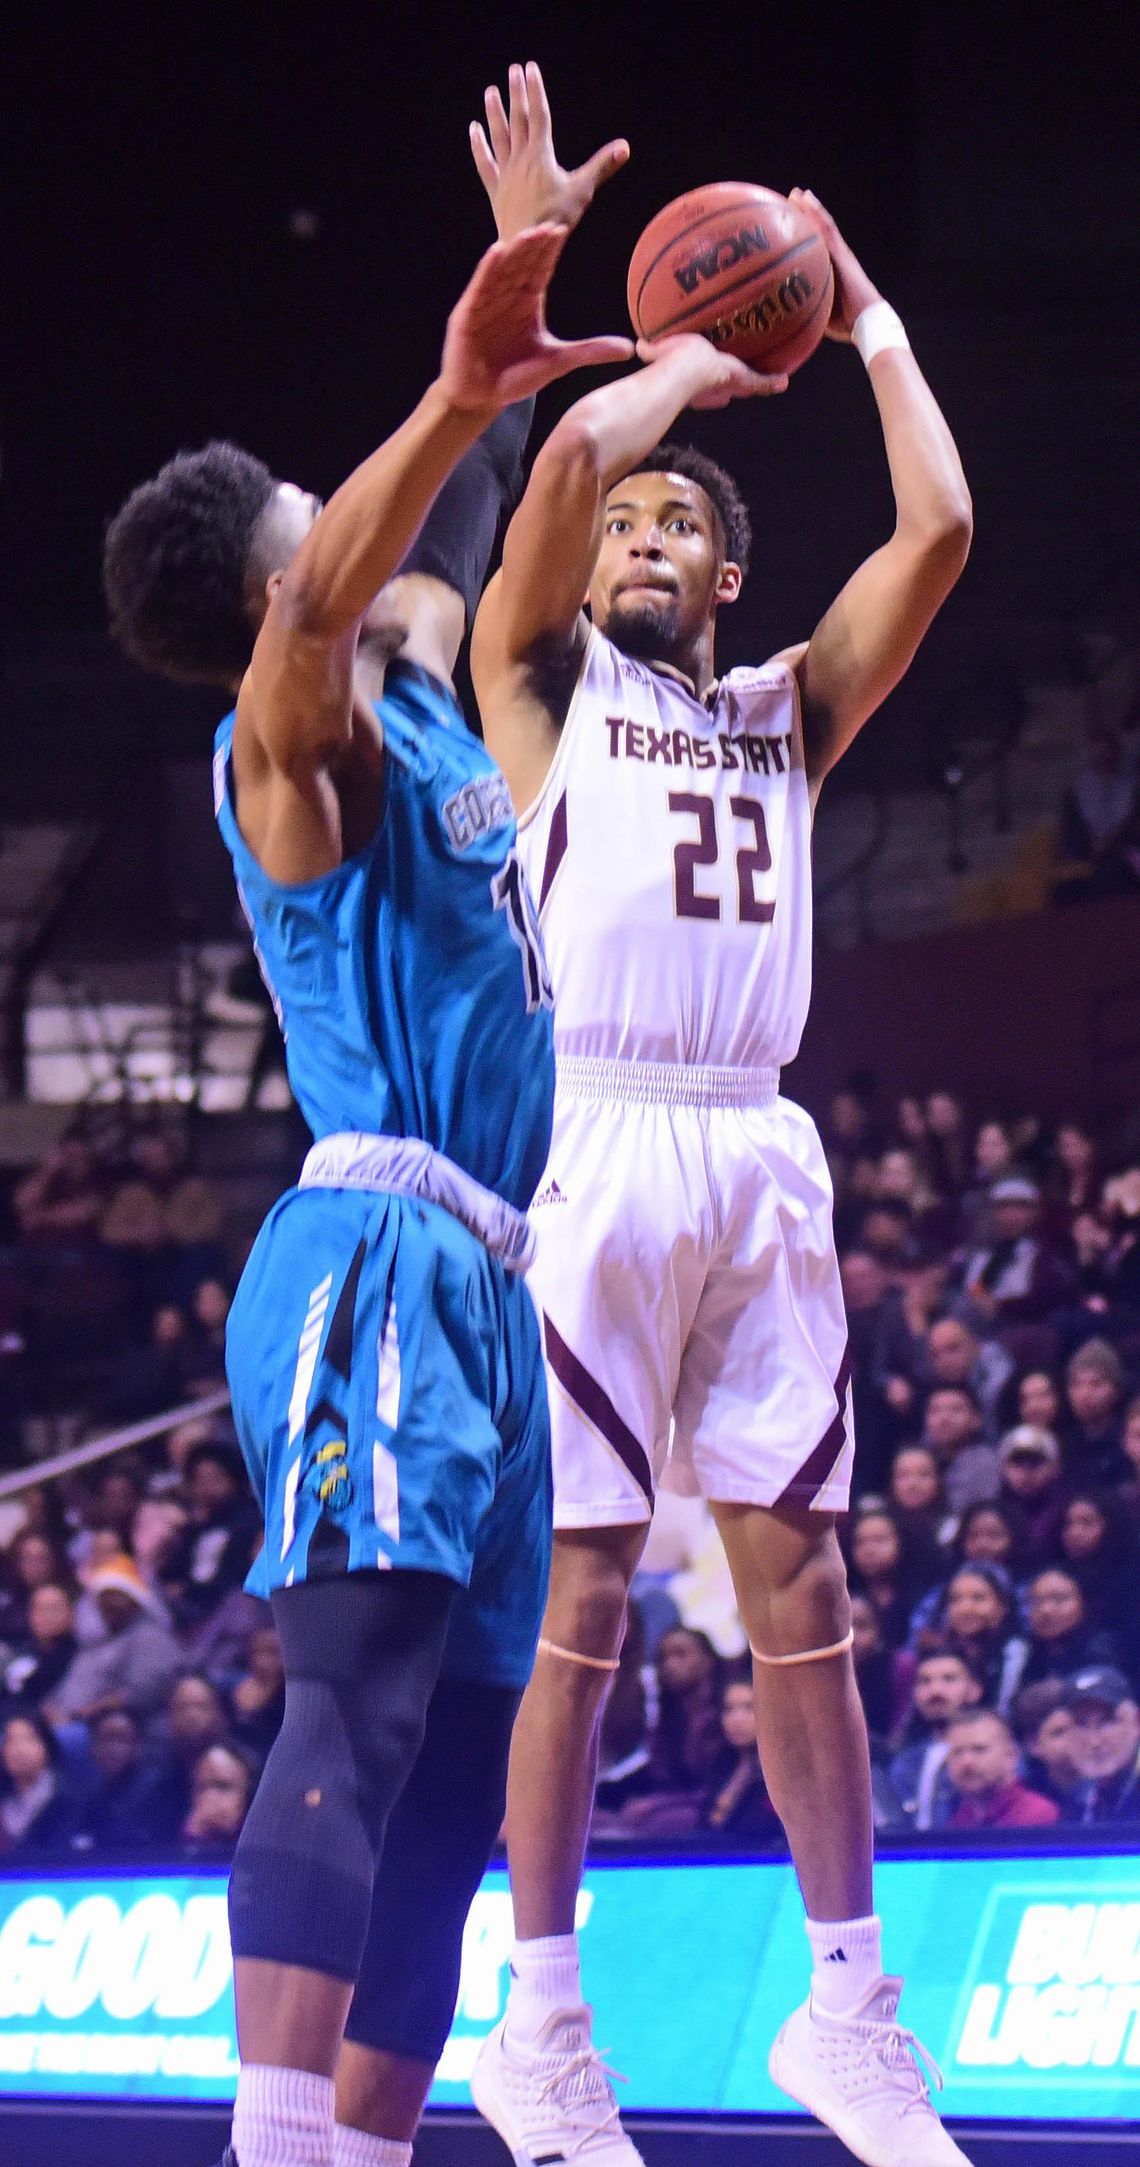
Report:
103,441,277,685
629,442,752,576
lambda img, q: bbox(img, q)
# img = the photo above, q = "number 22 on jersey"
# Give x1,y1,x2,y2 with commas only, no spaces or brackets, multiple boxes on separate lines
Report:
669,792,775,925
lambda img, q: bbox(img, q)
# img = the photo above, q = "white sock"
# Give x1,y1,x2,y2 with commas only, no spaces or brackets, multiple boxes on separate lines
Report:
232,2063,335,2167
333,2125,412,2167
505,1933,583,2042
805,1914,884,2015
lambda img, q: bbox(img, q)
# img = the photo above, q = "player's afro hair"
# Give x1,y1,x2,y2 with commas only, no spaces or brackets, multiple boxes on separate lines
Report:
103,441,277,685
633,442,752,578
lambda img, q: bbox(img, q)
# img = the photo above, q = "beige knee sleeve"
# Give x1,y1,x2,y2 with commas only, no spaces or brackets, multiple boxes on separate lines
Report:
536,1636,621,1674
750,1627,855,1668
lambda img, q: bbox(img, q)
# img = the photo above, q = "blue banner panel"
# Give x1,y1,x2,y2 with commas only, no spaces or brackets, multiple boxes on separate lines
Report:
1,1852,1138,2120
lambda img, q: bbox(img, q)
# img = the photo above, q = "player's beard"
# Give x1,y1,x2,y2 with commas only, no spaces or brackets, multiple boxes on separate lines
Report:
603,591,685,661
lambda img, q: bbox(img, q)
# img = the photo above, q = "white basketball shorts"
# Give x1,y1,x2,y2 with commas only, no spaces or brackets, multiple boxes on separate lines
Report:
528,1057,854,1530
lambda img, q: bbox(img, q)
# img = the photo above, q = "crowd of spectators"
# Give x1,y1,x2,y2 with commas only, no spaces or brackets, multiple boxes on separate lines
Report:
0,1115,231,1453
1,1086,1139,1863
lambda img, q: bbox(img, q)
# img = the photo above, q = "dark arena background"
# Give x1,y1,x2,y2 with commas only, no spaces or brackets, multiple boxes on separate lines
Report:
2,4,1139,2163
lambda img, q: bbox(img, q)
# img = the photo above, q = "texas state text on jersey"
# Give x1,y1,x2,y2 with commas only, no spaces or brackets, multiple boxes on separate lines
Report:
515,629,812,1074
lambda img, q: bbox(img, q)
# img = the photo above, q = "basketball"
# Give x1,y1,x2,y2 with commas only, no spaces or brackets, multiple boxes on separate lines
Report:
627,182,835,377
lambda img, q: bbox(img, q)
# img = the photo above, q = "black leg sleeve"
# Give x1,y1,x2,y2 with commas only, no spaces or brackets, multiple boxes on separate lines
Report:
227,1570,454,1985
396,400,535,629
343,1675,521,2061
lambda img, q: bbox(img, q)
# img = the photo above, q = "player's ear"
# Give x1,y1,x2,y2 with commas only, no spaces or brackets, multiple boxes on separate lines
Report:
716,560,743,607
264,568,287,609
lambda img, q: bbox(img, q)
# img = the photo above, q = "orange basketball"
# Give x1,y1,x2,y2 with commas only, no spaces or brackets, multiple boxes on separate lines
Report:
627,182,834,377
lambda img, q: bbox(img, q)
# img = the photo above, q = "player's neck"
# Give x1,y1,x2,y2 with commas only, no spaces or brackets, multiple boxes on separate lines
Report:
645,626,718,702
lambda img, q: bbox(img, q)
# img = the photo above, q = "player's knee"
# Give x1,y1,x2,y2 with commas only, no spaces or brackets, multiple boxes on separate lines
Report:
546,1543,633,1661
771,1525,850,1641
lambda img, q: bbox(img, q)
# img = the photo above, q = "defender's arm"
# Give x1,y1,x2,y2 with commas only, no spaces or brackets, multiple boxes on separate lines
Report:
240,226,630,792
784,193,973,792
391,61,631,688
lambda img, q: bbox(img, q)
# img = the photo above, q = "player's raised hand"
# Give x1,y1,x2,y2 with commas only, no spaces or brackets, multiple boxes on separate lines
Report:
471,60,629,242
634,333,787,408
441,226,634,412
786,189,882,340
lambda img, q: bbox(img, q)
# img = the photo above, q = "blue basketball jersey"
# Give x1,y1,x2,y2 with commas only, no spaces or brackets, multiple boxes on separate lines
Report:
213,659,554,1212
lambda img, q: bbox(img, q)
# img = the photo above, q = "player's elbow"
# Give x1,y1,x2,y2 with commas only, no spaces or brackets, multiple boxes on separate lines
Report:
534,416,607,496
904,487,973,584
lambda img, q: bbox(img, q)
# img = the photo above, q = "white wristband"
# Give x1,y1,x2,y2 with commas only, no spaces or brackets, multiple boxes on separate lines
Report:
852,300,910,369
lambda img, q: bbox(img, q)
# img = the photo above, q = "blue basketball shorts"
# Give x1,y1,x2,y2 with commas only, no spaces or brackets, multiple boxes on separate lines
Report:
225,1183,552,1689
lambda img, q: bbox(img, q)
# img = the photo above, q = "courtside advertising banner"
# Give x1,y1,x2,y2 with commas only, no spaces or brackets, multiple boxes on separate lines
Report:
0,1852,1137,2120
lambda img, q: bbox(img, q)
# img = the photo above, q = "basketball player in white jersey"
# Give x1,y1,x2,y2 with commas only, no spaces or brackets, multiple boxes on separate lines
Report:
467,178,973,2167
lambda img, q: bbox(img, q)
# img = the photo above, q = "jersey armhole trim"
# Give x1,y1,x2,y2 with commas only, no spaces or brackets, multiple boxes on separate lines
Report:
515,626,598,834
216,717,390,901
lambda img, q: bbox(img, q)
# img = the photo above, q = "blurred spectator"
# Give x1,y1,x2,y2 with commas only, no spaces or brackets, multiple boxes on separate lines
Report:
158,1442,260,1632
925,1091,970,1197
0,1710,77,1854
1013,1679,1085,1819
181,1740,257,1859
1061,1338,1128,1483
888,1445,955,1560
850,1594,915,1740
846,1508,938,1652
1058,1490,1140,1654
921,1385,1001,1514
840,1247,904,1489
1045,1122,1100,1231
1019,1568,1122,1690
230,1623,286,1761
919,1315,1013,1432
1014,1369,1064,1431
698,1673,780,1841
594,1600,654,1818
71,1706,180,1853
958,1176,1075,1337
48,1556,184,1723
945,1710,1059,1829
934,1565,1028,1714
1065,1668,1140,1824
953,1501,1025,1578
13,1135,110,1244
73,1459,148,1566
153,1671,232,1828
1120,1394,1140,1526
2,1584,79,1712
996,1425,1068,1569
0,1529,76,1642
1054,722,1140,903
891,1646,984,1828
647,1629,724,1794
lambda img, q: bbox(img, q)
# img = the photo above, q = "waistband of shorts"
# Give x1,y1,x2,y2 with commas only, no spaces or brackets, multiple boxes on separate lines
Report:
298,1133,535,1272
554,1057,780,1108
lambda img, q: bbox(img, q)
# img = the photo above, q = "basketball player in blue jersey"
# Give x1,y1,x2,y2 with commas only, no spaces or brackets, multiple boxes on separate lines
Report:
102,68,630,2167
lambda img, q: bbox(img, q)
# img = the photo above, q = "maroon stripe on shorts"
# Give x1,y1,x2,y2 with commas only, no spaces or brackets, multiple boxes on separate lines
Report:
773,1337,852,1508
544,1312,654,1503
539,793,568,912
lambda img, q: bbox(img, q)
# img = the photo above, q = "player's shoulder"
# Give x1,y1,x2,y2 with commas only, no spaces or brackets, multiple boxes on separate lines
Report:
721,653,800,695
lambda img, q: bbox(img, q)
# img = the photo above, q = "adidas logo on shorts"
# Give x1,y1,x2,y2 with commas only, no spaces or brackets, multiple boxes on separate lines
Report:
532,1178,568,1208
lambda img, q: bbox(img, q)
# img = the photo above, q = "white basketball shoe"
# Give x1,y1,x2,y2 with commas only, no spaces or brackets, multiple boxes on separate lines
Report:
471,2004,646,2165
769,1975,974,2166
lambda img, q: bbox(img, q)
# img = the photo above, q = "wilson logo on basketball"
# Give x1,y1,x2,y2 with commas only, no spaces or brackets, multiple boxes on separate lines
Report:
706,269,816,348
672,224,772,297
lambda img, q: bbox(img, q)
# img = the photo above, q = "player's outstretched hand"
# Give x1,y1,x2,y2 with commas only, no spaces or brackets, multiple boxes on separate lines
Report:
634,333,787,408
471,60,630,242
441,226,634,413
786,188,882,340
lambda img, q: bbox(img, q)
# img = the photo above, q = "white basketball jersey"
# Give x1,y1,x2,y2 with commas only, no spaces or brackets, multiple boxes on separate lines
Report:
515,628,813,1071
